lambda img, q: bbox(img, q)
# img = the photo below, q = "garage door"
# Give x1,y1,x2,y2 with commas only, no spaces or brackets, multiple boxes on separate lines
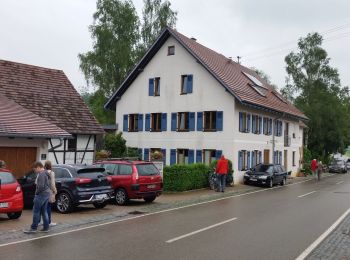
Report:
0,147,37,178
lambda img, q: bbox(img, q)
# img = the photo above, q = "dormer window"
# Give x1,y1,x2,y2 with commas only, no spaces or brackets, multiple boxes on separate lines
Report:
242,71,268,97
168,46,175,56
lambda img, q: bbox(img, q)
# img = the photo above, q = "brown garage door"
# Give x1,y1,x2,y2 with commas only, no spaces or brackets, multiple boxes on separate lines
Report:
0,147,37,178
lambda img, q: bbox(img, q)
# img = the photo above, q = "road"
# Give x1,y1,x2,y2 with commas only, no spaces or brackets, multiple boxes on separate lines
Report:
1,173,350,260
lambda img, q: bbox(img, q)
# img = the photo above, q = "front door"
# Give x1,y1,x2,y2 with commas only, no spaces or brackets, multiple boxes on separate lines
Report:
284,150,288,170
264,150,270,164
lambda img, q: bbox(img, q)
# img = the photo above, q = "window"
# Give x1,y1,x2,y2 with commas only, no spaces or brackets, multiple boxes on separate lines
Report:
263,117,272,135
292,151,296,166
178,112,189,131
67,135,77,151
154,77,160,96
177,149,189,164
251,150,262,167
242,71,268,97
136,164,159,176
252,115,262,134
274,151,283,164
181,75,193,94
118,164,133,175
274,120,283,136
151,113,162,132
129,114,139,132
203,150,216,165
239,112,250,133
204,111,217,131
149,78,160,96
0,172,15,184
168,45,175,56
102,164,118,175
53,168,71,179
238,150,249,171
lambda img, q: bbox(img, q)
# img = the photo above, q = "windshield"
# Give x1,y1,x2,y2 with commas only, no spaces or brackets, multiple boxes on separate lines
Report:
0,171,16,184
253,165,274,173
333,161,344,166
136,164,159,176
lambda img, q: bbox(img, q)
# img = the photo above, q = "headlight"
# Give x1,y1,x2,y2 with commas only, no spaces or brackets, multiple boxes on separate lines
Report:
259,175,268,180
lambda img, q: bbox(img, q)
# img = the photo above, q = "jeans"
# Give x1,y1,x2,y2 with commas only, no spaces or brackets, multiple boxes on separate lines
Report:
39,202,52,225
217,174,226,192
31,194,50,230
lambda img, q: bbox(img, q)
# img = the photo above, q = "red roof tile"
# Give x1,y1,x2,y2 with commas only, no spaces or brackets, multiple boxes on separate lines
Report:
0,60,104,134
0,95,71,138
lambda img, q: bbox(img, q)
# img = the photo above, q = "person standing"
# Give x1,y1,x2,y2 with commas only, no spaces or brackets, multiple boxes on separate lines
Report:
45,160,57,226
311,159,317,180
216,155,229,192
24,162,51,233
317,161,323,181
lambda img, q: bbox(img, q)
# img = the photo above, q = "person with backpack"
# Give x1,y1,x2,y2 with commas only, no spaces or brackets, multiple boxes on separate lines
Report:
24,162,51,233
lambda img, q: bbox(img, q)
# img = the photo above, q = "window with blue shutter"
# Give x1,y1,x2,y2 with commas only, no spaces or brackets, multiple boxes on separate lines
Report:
138,148,143,160
215,150,223,160
239,112,243,132
189,112,195,131
144,148,150,161
161,113,167,131
123,115,128,132
138,114,143,131
279,121,283,136
187,74,193,93
188,150,195,164
268,119,272,135
259,117,262,134
247,151,251,169
252,116,256,133
238,151,243,171
170,149,176,165
196,150,202,163
149,78,154,96
247,114,251,133
161,149,166,165
259,151,262,163
197,112,203,131
251,151,255,167
171,113,177,131
216,111,223,131
279,151,283,164
145,114,151,131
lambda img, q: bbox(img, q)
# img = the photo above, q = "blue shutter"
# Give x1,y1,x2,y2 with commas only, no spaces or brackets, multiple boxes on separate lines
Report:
216,111,223,131
186,74,193,93
196,150,202,163
239,112,243,132
247,114,251,133
145,114,151,131
279,121,283,136
252,116,256,134
189,112,195,131
161,113,167,131
259,117,262,134
273,151,277,164
123,115,128,132
197,112,203,131
251,151,255,167
215,150,222,160
279,151,283,164
161,149,166,165
170,149,176,165
259,151,262,164
247,151,251,169
144,148,150,161
238,151,243,170
171,113,177,131
138,148,143,160
149,78,154,96
274,121,277,136
138,114,143,131
269,119,272,135
188,150,195,164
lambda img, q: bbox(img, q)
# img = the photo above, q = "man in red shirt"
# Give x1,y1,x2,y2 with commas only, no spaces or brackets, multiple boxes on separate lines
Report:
216,155,229,192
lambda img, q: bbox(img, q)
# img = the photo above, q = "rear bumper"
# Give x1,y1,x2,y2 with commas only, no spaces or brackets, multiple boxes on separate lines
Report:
0,194,23,213
75,189,115,204
131,190,162,199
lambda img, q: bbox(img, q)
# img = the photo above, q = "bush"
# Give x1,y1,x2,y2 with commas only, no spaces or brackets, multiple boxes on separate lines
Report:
163,163,211,192
209,159,234,185
103,132,126,157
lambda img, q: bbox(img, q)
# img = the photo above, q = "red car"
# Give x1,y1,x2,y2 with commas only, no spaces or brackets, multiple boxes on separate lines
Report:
96,160,163,205
0,168,23,219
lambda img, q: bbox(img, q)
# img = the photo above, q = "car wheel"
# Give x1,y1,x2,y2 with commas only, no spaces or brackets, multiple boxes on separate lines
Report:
280,177,286,186
56,192,74,213
144,196,156,203
268,178,273,188
115,188,128,206
93,201,108,209
7,211,22,219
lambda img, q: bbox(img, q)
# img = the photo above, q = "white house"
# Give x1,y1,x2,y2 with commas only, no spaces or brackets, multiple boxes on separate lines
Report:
0,60,104,176
105,28,307,183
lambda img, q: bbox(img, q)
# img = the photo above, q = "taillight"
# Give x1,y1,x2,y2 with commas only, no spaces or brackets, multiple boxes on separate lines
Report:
75,178,92,184
15,185,21,193
106,176,112,182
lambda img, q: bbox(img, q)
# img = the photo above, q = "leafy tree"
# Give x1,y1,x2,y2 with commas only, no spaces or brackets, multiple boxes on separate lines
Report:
282,33,350,159
82,90,115,124
104,132,127,157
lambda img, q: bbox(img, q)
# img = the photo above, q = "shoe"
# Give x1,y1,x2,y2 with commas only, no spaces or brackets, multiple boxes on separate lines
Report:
23,229,38,234
39,229,49,233
49,222,57,227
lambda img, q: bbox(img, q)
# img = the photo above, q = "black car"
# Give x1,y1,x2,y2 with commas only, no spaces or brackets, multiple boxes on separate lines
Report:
244,164,288,188
18,165,115,213
329,160,347,173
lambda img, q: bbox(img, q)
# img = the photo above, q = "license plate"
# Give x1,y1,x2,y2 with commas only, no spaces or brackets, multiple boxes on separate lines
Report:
0,202,9,208
147,184,156,189
95,194,107,200
250,178,257,182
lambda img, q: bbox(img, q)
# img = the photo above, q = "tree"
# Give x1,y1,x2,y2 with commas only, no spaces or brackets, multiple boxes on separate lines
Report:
104,132,127,157
282,32,350,159
82,90,115,124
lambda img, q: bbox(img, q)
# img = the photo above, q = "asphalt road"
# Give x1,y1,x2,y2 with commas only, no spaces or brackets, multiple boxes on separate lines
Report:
1,173,350,260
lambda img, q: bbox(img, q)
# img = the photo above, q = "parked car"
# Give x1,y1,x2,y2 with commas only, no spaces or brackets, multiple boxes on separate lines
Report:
244,164,287,188
329,160,347,173
95,160,163,205
18,165,115,213
0,168,23,219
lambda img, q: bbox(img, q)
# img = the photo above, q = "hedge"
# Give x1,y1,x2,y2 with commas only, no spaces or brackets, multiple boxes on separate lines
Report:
163,163,211,192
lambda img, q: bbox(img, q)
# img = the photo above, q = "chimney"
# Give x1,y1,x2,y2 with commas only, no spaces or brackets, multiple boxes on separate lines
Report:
190,37,197,41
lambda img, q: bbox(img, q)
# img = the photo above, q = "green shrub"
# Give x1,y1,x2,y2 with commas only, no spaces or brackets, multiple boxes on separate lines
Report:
209,159,234,185
163,163,211,192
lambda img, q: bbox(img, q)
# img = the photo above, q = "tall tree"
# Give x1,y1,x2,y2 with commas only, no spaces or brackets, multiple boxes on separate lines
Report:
283,33,350,159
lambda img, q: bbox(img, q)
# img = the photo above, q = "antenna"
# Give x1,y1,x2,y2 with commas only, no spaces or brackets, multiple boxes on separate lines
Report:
237,56,241,64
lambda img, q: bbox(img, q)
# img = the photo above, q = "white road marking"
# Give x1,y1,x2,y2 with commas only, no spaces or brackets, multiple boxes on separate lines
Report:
336,181,344,185
166,218,237,243
0,177,330,248
298,191,317,198
295,207,350,260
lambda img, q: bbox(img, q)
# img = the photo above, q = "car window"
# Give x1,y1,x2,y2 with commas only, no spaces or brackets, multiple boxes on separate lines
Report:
102,164,117,175
54,168,71,179
0,171,16,184
136,164,159,176
254,164,273,173
118,164,133,175
277,166,284,172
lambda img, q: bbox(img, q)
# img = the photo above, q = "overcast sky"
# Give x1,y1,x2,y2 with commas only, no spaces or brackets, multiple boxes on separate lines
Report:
1,0,350,94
